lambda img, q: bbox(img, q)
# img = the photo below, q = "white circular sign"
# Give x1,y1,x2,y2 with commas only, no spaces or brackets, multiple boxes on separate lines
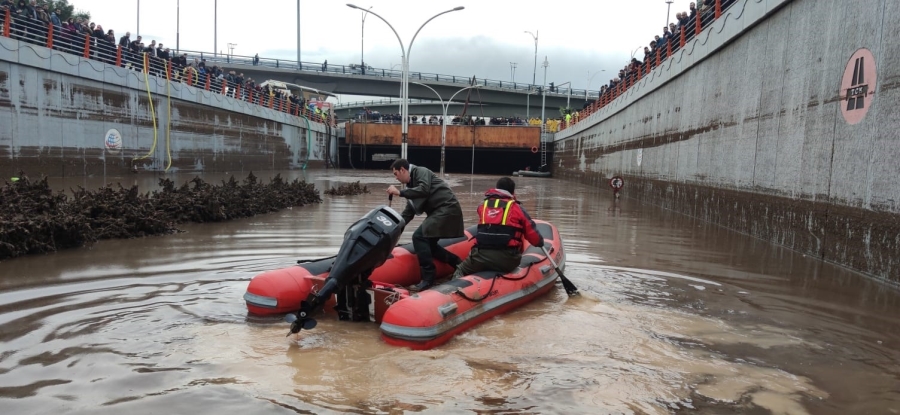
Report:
105,129,123,154
636,148,643,167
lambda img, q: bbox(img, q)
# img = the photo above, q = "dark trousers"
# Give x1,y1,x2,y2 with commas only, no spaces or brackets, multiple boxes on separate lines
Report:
453,247,521,279
412,226,461,283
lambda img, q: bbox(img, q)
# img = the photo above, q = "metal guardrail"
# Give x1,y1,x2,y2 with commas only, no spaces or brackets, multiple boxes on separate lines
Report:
178,49,600,100
334,98,458,109
559,0,736,132
0,10,335,125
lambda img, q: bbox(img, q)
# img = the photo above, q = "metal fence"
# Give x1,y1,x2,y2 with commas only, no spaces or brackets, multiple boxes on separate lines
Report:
0,9,334,125
559,0,737,132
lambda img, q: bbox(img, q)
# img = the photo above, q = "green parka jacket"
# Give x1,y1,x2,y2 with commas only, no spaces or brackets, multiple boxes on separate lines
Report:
398,164,465,238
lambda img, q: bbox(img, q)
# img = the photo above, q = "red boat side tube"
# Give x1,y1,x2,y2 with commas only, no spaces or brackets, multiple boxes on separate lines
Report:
244,227,477,316
379,221,565,350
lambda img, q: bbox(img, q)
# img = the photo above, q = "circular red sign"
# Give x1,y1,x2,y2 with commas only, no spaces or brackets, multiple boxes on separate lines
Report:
609,176,624,190
840,48,877,125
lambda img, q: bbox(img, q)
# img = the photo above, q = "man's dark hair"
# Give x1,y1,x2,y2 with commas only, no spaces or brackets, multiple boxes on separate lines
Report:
496,177,516,194
390,159,410,171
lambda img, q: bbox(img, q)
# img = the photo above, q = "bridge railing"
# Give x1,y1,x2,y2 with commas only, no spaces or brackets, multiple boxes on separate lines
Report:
0,9,335,126
335,98,452,109
181,49,599,100
559,0,735,132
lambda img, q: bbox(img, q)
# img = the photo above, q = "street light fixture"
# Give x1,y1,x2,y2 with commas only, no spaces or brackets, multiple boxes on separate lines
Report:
347,4,465,160
665,0,674,25
540,56,548,131
631,46,644,59
359,5,373,74
412,82,480,177
556,81,572,109
227,43,237,63
586,70,603,99
524,30,538,119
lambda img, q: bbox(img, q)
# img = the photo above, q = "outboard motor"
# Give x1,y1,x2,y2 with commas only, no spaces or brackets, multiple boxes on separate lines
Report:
286,205,404,335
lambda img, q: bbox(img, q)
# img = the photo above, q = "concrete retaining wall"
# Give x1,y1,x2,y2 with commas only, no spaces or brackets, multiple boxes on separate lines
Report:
0,36,332,178
553,0,900,284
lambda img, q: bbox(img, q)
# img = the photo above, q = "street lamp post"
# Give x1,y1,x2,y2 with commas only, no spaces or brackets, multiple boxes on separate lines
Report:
586,70,603,99
227,43,237,63
136,0,140,37
524,30,538,119
214,0,217,56
176,0,179,53
556,81,572,109
413,82,480,177
347,4,465,160
297,0,303,64
540,56,548,131
509,62,517,83
360,6,372,74
665,0,674,25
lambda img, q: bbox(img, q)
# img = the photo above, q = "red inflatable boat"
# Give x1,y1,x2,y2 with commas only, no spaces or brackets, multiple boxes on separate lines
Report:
243,234,474,316
378,221,566,349
243,205,571,349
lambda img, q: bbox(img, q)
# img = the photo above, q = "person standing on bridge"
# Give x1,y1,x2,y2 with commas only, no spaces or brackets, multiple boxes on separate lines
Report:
386,159,465,291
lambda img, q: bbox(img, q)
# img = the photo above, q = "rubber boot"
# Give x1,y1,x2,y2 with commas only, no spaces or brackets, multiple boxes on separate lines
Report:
411,268,435,292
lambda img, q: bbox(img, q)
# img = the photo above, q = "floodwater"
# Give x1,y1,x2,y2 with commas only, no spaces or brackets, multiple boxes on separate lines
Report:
1,170,898,415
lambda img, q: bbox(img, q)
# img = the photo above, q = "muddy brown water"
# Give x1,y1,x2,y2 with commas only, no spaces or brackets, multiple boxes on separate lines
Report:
0,170,898,414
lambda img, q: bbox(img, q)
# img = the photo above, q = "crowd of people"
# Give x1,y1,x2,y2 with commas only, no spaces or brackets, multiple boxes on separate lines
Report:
0,0,333,124
562,0,736,132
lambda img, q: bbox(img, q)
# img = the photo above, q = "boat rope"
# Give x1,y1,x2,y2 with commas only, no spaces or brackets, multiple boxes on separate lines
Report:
297,255,337,264
165,60,172,171
299,113,311,170
133,52,158,164
453,263,535,302
454,276,498,302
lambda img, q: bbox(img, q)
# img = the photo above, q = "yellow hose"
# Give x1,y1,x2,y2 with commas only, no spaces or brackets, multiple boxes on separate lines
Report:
133,52,158,162
165,60,172,171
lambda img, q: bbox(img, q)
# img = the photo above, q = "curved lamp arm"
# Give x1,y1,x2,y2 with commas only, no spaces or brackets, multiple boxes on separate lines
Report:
347,4,405,57
408,6,464,62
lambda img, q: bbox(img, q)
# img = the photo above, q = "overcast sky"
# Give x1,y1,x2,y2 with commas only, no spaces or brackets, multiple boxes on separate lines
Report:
71,0,699,102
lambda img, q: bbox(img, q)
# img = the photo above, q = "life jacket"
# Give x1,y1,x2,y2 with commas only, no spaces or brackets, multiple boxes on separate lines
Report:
475,192,525,250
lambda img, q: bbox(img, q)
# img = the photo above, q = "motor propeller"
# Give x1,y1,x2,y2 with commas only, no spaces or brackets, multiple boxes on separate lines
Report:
285,302,318,336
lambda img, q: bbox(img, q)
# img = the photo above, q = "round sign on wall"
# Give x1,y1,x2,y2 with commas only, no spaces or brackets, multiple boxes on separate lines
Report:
609,176,624,190
105,129,123,154
840,48,876,125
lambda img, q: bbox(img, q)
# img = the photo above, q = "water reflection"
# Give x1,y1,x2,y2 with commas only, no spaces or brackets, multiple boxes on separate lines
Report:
0,170,897,414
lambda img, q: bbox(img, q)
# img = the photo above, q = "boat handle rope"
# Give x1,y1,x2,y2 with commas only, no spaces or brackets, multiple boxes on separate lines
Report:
455,276,498,302
454,263,534,302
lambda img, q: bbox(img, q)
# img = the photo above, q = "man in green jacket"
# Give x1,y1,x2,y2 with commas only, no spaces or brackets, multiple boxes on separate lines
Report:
387,159,465,291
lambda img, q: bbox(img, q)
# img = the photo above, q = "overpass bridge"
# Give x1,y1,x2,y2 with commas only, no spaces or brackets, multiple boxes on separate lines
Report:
332,99,534,119
187,51,595,114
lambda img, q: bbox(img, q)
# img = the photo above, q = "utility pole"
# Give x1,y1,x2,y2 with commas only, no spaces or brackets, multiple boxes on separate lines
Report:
666,0,674,25
360,6,372,74
540,56,548,131
524,30,538,119
297,0,303,66
227,43,237,63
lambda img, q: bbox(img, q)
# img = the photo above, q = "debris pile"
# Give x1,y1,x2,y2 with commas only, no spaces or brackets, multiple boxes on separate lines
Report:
324,181,370,196
0,172,322,260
